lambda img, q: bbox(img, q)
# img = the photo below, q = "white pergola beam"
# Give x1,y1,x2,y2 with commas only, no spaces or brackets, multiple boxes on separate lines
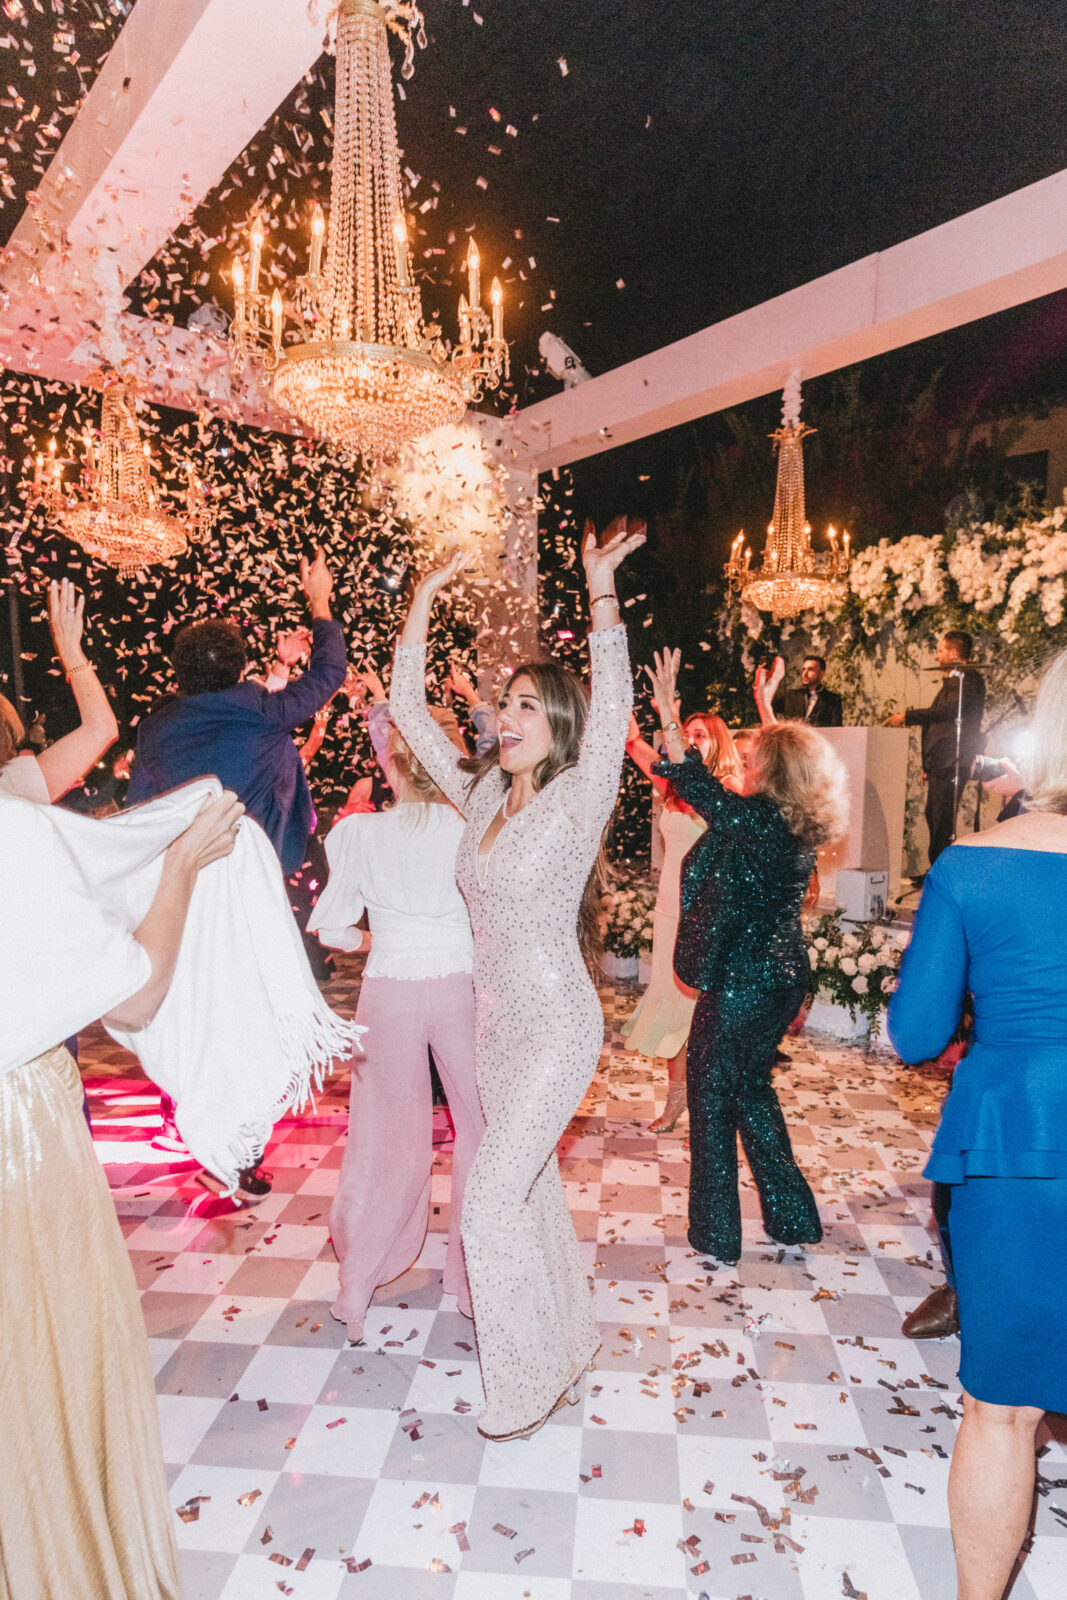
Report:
0,0,325,399
508,167,1067,471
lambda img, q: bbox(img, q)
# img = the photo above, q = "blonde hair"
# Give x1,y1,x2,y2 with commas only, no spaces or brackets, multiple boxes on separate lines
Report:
1022,649,1067,813
749,721,849,848
0,693,24,769
385,707,467,813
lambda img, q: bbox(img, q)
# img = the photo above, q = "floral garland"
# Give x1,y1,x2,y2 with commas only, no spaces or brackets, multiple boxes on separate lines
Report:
807,911,907,1021
602,875,657,957
722,497,1067,688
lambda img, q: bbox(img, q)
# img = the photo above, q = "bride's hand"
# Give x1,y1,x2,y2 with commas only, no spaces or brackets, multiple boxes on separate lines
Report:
642,647,681,723
581,516,646,592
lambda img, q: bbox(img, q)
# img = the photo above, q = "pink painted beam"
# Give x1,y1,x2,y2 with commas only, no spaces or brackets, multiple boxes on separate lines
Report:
509,166,1067,470
0,0,326,374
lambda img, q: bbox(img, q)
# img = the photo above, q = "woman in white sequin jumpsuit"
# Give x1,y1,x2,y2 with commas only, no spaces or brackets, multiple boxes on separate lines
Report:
391,522,643,1438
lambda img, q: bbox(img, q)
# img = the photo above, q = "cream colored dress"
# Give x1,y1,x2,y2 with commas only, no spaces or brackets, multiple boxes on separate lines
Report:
621,805,705,1059
391,625,632,1435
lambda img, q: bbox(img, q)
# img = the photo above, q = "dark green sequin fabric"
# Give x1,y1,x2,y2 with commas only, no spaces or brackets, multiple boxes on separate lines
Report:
654,753,823,1262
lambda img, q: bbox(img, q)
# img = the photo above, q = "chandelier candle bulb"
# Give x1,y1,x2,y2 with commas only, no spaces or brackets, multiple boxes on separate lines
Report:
310,204,325,279
458,293,471,346
271,288,284,354
393,217,408,287
249,217,264,296
232,255,246,323
491,277,503,342
467,237,480,308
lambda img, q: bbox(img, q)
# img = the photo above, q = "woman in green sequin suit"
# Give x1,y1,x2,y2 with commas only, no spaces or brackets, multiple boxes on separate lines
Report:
645,650,848,1263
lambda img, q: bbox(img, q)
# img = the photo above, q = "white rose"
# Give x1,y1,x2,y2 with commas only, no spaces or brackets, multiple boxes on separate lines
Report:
622,929,635,945
840,957,858,976
814,937,828,950
808,947,819,969
842,934,860,953
857,953,877,974
852,976,868,994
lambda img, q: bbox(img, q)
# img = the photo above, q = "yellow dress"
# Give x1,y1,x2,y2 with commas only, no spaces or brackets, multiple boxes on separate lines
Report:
621,805,706,1059
0,1046,181,1600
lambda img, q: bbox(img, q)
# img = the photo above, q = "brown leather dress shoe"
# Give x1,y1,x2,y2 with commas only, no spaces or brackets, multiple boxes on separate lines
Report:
901,1283,959,1339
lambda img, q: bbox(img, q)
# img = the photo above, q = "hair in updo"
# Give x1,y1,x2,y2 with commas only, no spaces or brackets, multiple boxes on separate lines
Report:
748,721,849,849
171,619,247,695
386,708,467,814
461,659,612,976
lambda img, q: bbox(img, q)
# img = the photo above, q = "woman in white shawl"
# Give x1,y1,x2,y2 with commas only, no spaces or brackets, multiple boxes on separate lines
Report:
0,785,243,1600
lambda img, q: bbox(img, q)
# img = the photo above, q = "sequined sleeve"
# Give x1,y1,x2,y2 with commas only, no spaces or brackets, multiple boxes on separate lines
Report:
654,752,752,829
390,642,472,816
563,623,633,835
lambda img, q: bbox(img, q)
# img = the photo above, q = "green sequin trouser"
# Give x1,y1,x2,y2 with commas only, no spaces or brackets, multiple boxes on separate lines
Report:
685,976,822,1263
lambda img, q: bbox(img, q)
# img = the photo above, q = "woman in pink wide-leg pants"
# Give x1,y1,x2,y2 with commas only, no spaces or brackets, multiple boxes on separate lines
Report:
310,716,483,1343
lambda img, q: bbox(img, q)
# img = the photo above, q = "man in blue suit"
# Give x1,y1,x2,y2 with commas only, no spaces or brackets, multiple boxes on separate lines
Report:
128,549,347,1196
129,549,346,875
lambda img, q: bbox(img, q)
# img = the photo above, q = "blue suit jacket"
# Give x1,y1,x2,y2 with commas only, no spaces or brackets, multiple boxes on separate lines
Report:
128,619,346,875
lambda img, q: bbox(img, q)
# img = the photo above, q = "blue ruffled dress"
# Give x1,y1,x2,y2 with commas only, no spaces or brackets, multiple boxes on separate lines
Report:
889,844,1067,1411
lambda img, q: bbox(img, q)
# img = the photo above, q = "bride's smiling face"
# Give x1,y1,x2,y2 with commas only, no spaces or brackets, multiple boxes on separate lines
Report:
496,673,553,776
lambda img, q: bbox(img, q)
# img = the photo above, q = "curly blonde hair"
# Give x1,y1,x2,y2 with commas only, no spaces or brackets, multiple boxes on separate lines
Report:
749,721,849,848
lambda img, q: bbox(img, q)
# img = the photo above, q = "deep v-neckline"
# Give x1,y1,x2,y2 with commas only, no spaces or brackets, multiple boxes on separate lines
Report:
475,786,532,887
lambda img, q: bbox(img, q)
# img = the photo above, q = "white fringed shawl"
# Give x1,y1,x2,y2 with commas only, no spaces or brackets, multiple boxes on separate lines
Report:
1,779,359,1188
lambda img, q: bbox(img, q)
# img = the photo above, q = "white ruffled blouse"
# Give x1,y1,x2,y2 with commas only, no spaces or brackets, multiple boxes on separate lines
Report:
310,803,474,981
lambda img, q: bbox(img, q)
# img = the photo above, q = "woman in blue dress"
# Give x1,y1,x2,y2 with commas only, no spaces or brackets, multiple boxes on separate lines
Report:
889,649,1067,1600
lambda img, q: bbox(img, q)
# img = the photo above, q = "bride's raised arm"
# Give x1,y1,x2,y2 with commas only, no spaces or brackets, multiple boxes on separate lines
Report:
390,551,477,816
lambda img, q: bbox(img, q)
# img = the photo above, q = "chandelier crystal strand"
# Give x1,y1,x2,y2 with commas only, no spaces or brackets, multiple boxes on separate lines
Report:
25,380,212,577
230,0,507,461
725,374,850,620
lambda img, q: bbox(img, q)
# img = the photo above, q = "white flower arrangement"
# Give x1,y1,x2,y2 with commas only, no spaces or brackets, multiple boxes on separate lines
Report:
728,497,1067,662
807,910,905,1022
602,874,657,957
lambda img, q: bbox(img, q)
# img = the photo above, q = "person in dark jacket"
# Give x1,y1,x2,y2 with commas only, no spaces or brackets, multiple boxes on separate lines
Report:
128,550,346,876
127,549,346,1200
885,630,985,870
779,655,843,726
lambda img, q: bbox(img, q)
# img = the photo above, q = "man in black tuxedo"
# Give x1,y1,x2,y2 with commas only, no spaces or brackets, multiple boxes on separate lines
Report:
780,656,843,726
885,630,986,869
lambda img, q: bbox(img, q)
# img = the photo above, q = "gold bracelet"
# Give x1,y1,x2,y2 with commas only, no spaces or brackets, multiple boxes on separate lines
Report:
66,661,93,680
590,593,619,608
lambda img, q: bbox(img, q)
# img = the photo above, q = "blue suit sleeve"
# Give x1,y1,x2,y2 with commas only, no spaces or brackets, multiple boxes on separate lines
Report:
888,868,968,1064
257,619,347,731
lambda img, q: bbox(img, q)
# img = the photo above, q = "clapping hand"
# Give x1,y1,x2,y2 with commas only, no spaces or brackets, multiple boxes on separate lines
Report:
300,548,333,618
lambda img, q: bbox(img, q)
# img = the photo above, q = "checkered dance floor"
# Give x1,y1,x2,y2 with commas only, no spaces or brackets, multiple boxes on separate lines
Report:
80,971,1066,1600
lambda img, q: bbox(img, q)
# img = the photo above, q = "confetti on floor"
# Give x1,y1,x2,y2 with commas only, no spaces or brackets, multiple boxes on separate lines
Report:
79,965,1066,1600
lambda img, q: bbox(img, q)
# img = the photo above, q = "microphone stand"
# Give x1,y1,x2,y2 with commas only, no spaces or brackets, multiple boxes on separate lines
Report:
949,667,965,846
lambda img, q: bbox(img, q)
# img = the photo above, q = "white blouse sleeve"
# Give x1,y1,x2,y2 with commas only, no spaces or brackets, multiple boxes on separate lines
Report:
390,642,473,816
307,816,368,951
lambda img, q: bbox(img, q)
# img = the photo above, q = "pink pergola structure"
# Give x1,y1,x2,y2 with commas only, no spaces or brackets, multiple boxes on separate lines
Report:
4,0,1067,472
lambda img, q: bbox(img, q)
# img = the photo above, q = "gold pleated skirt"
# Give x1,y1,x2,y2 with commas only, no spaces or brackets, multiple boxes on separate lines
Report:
0,1046,182,1600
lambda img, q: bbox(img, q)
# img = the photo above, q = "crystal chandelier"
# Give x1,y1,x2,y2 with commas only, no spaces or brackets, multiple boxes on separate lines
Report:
725,373,850,620
229,0,508,461
25,379,212,576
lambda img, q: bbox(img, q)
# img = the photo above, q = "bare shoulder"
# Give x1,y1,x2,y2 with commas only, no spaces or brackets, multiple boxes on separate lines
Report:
954,812,1067,853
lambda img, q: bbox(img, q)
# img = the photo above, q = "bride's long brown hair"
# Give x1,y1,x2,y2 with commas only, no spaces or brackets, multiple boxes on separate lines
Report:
460,660,612,977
